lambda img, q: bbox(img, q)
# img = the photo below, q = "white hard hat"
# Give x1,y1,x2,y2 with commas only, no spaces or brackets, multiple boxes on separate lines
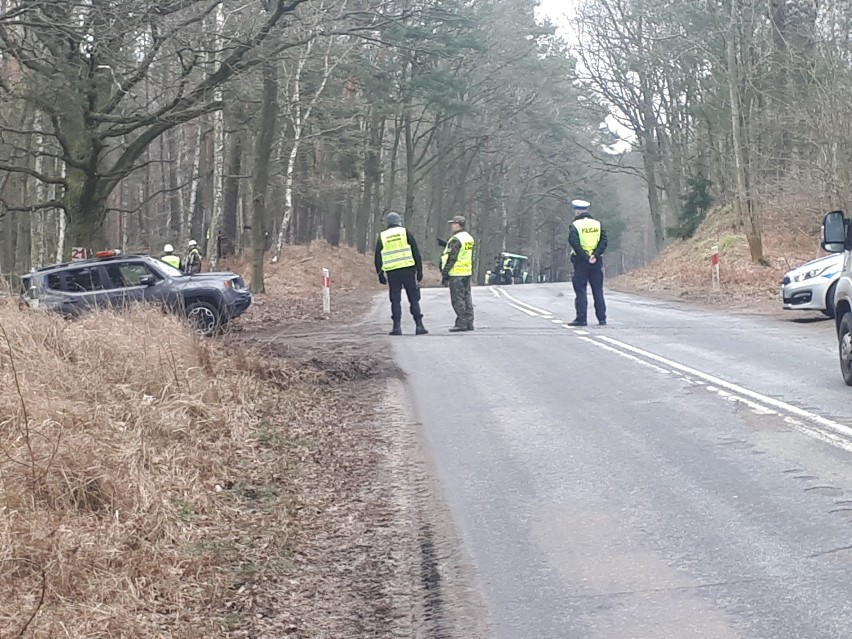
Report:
164,243,174,253
188,239,198,248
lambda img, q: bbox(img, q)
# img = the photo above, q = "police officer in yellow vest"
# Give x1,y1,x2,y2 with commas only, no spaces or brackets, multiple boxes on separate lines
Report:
441,215,475,332
375,212,428,336
568,199,608,326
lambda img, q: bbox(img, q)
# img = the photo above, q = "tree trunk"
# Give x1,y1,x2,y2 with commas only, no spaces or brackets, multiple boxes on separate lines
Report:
640,131,665,251
356,112,381,253
728,0,764,263
251,59,279,293
64,164,108,254
222,128,243,256
166,127,182,240
403,108,416,218
55,161,67,263
384,117,402,212
207,107,225,267
32,111,47,267
184,124,203,247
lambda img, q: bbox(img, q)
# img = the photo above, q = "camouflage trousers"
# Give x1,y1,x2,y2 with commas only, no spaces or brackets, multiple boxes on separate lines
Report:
449,276,474,328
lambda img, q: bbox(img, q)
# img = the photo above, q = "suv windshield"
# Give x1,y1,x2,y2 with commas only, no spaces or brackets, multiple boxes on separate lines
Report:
150,259,184,278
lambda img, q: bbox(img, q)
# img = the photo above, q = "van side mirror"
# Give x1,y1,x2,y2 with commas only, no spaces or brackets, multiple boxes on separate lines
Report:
822,210,847,253
139,275,156,286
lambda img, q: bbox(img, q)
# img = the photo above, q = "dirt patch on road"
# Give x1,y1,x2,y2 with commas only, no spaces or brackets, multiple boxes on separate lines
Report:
217,321,489,638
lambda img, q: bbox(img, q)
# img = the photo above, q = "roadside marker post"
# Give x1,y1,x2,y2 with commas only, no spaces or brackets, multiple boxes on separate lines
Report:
711,245,720,290
322,268,331,316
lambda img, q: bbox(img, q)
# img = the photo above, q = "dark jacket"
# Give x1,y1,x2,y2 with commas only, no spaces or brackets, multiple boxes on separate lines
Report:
375,226,423,279
568,213,608,265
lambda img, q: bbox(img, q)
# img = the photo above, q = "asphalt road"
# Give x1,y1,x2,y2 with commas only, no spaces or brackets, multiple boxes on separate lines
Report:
377,283,852,639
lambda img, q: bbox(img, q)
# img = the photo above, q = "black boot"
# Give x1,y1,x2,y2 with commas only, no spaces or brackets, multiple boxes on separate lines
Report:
415,321,429,335
389,321,402,336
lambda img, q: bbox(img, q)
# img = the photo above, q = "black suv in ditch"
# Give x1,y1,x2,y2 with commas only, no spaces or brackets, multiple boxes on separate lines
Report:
19,252,252,336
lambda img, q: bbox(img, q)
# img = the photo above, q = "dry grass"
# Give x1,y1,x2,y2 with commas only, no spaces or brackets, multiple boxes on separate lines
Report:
0,290,412,638
614,202,826,306
0,302,266,637
0,246,453,637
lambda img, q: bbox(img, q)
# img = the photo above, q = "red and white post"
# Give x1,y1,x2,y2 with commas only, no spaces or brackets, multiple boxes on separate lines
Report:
711,245,720,290
322,268,331,315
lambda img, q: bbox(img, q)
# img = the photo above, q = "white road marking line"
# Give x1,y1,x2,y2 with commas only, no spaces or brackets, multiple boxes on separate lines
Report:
497,288,553,316
782,416,852,453
709,387,779,416
507,302,539,317
552,319,565,324
571,328,590,335
596,334,852,446
489,286,501,298
578,337,672,375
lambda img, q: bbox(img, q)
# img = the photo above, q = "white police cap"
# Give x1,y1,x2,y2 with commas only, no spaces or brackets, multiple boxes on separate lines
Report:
572,199,591,212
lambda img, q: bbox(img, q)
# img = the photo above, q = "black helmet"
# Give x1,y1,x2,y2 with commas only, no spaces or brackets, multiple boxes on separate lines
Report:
386,211,403,226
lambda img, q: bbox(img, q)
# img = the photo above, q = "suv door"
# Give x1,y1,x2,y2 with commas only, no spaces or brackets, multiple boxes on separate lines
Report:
55,266,112,313
102,260,167,307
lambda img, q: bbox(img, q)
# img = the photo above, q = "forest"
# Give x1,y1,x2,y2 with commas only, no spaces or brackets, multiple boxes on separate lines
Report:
0,0,846,289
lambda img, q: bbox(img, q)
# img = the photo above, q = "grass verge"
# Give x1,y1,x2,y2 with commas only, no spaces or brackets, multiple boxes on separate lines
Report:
0,299,394,637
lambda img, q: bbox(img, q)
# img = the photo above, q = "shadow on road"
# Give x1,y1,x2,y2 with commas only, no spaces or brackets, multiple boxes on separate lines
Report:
788,316,833,324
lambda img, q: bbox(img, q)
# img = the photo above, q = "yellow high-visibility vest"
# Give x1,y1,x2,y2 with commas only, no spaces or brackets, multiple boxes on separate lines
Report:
380,227,415,271
572,218,602,256
161,254,181,269
442,231,475,276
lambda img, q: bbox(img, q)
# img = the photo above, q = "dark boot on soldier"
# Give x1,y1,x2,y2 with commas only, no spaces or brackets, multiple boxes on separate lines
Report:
415,320,429,335
389,321,402,336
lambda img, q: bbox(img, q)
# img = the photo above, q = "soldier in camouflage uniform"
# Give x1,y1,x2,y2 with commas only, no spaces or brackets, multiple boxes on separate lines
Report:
441,215,476,332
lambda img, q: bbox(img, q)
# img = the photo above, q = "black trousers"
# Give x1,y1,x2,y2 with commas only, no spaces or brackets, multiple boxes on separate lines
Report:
572,260,606,323
387,267,422,322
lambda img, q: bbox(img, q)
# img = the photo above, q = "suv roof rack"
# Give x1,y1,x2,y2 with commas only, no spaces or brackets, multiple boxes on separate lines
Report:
32,253,150,272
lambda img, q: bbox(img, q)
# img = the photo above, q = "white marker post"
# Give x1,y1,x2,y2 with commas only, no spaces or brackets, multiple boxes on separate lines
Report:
711,245,720,290
322,268,331,316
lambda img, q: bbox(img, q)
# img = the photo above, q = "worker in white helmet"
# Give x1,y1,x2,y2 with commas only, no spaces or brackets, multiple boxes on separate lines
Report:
184,239,202,275
160,243,182,270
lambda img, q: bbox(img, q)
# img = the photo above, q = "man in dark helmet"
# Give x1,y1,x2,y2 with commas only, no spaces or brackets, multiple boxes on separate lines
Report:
374,211,429,336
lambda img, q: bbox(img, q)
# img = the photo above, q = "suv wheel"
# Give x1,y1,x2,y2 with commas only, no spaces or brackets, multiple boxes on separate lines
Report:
839,312,852,386
186,300,220,337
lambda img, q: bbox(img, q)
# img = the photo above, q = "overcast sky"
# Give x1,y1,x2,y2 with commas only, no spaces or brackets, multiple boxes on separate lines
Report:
536,0,635,152
536,0,576,38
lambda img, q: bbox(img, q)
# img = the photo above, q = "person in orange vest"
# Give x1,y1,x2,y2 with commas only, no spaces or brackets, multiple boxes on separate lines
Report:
567,199,608,326
374,212,428,336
